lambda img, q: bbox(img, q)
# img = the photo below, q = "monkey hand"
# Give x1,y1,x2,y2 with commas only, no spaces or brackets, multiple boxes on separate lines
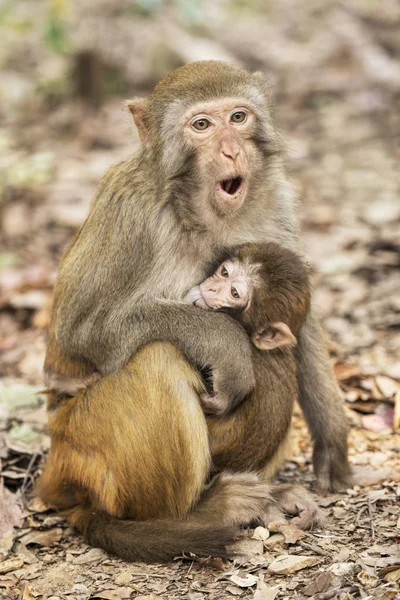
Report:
202,365,254,416
313,438,353,494
200,392,230,416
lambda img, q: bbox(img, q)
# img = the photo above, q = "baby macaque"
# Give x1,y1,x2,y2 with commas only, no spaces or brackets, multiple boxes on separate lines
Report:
187,242,311,415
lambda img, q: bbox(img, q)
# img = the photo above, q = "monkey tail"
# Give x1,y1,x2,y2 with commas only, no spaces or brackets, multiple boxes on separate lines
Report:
65,505,237,563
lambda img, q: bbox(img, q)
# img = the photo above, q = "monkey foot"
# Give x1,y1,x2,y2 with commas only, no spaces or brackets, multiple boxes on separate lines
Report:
266,484,323,530
196,473,275,527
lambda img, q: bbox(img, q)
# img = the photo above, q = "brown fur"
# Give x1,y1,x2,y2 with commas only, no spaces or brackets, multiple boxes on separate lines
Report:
197,241,311,417
231,242,311,337
39,61,347,563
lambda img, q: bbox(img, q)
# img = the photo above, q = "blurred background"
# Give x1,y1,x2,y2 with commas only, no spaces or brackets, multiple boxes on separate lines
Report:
0,1,400,595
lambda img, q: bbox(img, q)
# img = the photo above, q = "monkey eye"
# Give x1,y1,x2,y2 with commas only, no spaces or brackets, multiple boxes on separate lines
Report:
231,287,240,299
230,111,247,124
221,266,229,277
192,118,211,131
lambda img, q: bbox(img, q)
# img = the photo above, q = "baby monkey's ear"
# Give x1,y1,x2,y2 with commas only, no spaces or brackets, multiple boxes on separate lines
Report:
252,322,296,351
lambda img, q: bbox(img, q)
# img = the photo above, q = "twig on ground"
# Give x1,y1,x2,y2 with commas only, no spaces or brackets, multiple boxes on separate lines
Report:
299,540,329,556
367,497,376,541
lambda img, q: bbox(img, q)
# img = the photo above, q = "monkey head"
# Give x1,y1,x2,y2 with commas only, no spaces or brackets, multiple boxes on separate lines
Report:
126,61,283,221
189,242,311,352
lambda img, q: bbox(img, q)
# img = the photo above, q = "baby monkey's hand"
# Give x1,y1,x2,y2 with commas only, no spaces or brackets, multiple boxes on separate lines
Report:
200,392,230,416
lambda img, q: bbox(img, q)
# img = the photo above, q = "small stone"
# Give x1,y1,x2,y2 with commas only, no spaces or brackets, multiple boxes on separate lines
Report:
115,572,133,585
268,554,320,575
230,537,264,556
73,583,89,594
252,526,270,541
264,533,285,548
328,562,356,577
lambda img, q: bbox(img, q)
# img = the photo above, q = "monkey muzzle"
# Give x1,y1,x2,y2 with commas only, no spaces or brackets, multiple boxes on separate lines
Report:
216,176,246,207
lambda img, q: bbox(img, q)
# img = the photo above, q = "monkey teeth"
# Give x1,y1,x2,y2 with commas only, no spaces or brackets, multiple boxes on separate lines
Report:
220,177,243,196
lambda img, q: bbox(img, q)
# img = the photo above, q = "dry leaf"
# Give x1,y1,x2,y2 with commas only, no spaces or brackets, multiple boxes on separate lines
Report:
361,412,393,432
229,573,258,588
303,571,332,596
253,574,278,600
268,555,320,575
91,593,121,600
134,596,165,600
19,527,62,547
383,568,400,582
357,570,379,588
334,362,361,381
72,547,106,564
0,482,22,538
394,391,400,429
379,564,400,582
375,376,399,399
225,586,242,596
272,523,306,544
353,466,400,486
198,556,224,570
0,557,23,574
26,497,49,514
20,583,35,600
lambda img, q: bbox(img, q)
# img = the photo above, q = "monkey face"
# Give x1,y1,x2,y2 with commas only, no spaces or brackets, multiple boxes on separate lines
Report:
182,98,260,213
196,259,250,311
127,62,284,224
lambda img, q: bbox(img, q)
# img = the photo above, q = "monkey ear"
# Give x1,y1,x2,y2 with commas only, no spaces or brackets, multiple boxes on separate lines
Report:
125,98,150,143
252,322,296,351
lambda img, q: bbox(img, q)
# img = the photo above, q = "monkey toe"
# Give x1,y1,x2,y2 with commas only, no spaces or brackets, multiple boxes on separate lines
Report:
270,484,323,530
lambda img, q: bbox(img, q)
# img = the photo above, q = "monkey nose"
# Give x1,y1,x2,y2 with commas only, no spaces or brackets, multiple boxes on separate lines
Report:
221,142,240,161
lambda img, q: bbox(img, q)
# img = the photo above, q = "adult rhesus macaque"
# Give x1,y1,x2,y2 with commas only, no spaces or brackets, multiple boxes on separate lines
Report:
186,241,310,417
38,61,350,562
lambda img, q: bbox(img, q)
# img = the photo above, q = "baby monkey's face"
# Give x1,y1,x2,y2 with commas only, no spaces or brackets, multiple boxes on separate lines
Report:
193,259,251,311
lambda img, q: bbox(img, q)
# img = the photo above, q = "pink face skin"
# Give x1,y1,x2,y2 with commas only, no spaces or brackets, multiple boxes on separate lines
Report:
188,259,250,312
183,99,258,212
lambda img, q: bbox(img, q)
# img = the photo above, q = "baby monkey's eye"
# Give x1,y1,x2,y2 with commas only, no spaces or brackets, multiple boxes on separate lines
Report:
231,287,240,299
230,111,247,124
221,266,229,277
192,118,211,131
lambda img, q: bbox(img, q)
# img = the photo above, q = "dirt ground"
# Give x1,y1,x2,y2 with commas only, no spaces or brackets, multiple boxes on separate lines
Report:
0,1,399,599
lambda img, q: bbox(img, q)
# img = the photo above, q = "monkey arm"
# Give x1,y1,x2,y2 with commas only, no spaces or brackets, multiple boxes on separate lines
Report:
54,300,256,409
136,303,256,407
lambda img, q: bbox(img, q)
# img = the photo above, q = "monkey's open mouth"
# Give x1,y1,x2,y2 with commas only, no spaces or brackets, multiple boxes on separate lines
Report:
220,177,243,196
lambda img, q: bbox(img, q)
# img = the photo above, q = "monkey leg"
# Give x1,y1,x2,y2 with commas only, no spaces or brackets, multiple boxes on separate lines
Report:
38,343,274,562
39,343,210,520
207,352,321,531
295,310,352,493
